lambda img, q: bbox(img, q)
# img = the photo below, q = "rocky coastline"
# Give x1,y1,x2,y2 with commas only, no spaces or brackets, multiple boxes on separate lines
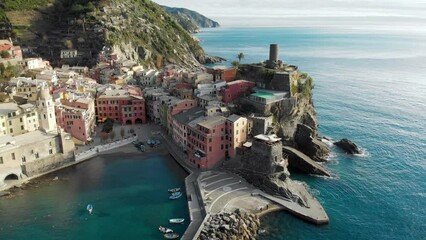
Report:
198,210,261,240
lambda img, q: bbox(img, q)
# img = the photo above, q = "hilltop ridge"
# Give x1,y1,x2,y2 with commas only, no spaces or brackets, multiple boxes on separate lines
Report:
0,0,222,68
161,5,220,33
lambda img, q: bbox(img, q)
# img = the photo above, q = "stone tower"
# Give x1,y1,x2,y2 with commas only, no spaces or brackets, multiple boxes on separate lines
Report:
241,134,284,175
36,84,57,134
266,44,282,69
269,44,279,62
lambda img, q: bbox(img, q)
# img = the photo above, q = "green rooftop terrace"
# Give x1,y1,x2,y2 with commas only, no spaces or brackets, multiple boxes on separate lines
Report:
251,92,274,99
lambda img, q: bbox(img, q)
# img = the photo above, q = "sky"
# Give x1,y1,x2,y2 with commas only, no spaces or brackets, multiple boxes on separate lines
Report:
153,0,426,31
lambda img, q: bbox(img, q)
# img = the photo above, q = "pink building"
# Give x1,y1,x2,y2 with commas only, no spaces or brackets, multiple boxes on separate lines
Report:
55,97,96,143
172,107,204,151
225,114,249,158
187,116,227,169
166,99,197,134
220,80,255,103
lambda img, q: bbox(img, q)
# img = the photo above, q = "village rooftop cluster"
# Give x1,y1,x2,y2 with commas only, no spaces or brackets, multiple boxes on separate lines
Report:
0,39,302,184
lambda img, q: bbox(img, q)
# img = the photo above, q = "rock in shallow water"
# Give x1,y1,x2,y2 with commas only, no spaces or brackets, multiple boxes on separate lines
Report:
334,138,361,154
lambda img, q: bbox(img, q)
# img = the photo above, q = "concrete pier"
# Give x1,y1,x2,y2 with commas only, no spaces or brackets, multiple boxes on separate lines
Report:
162,132,330,240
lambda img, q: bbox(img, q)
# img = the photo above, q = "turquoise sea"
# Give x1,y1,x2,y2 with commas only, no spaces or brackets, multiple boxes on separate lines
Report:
197,27,426,239
0,153,189,239
1,27,425,240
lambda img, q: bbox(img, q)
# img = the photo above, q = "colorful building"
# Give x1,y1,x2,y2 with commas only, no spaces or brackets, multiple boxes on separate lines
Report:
187,116,227,169
220,80,256,103
0,103,39,137
166,99,197,134
55,97,96,143
143,88,169,123
0,39,23,65
172,83,194,100
172,107,204,151
225,114,249,158
96,87,146,125
207,66,237,82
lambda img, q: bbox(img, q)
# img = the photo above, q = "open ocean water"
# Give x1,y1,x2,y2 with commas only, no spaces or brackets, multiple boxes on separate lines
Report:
197,27,426,240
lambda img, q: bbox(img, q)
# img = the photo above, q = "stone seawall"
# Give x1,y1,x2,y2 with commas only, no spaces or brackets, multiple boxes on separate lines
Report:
22,153,74,177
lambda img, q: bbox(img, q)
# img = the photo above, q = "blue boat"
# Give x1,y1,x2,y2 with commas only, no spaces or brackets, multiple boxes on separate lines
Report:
169,192,182,200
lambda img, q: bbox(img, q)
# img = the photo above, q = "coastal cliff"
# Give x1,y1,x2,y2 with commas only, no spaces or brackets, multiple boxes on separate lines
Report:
238,64,331,163
161,5,220,33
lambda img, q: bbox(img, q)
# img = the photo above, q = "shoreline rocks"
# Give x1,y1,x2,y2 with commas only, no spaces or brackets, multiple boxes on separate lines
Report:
198,210,260,240
334,138,361,154
294,124,331,162
198,54,226,64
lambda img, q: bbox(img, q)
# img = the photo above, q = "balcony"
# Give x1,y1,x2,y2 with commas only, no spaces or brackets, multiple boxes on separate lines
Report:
194,150,206,159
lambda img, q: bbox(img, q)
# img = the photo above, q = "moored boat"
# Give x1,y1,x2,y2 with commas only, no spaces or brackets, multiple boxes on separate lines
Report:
163,233,179,239
168,188,181,193
158,226,173,233
86,204,93,214
169,192,182,200
169,218,185,224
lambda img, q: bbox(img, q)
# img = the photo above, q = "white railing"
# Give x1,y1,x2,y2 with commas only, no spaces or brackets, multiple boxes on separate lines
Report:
75,136,137,162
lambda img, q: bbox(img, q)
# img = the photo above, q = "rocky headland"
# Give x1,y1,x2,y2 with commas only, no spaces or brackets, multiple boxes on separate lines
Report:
161,5,220,33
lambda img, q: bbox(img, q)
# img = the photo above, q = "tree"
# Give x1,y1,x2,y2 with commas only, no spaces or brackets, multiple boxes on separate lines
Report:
0,63,5,75
120,127,125,139
109,131,116,141
231,61,240,68
237,52,244,63
100,132,109,143
0,50,10,59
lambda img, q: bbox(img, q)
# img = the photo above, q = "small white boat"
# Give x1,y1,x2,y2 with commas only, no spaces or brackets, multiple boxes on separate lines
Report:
169,192,182,200
163,233,179,239
168,188,181,193
169,218,185,224
86,204,93,214
158,226,173,233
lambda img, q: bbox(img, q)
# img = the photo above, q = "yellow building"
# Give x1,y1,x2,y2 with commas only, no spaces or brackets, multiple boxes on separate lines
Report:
0,103,39,137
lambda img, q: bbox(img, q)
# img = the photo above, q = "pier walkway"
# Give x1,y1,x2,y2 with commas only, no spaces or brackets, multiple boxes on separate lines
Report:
283,146,331,177
198,171,329,224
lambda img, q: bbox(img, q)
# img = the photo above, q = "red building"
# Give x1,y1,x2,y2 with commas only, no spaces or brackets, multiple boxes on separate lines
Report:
96,87,146,125
220,80,256,103
207,66,237,82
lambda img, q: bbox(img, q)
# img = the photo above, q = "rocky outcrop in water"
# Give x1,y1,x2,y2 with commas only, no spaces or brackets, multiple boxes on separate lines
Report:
334,138,361,154
198,210,260,240
294,123,331,162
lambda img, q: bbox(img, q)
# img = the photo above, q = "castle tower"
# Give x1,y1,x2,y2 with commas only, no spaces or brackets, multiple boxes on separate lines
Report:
269,44,279,62
266,44,281,69
36,84,57,134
